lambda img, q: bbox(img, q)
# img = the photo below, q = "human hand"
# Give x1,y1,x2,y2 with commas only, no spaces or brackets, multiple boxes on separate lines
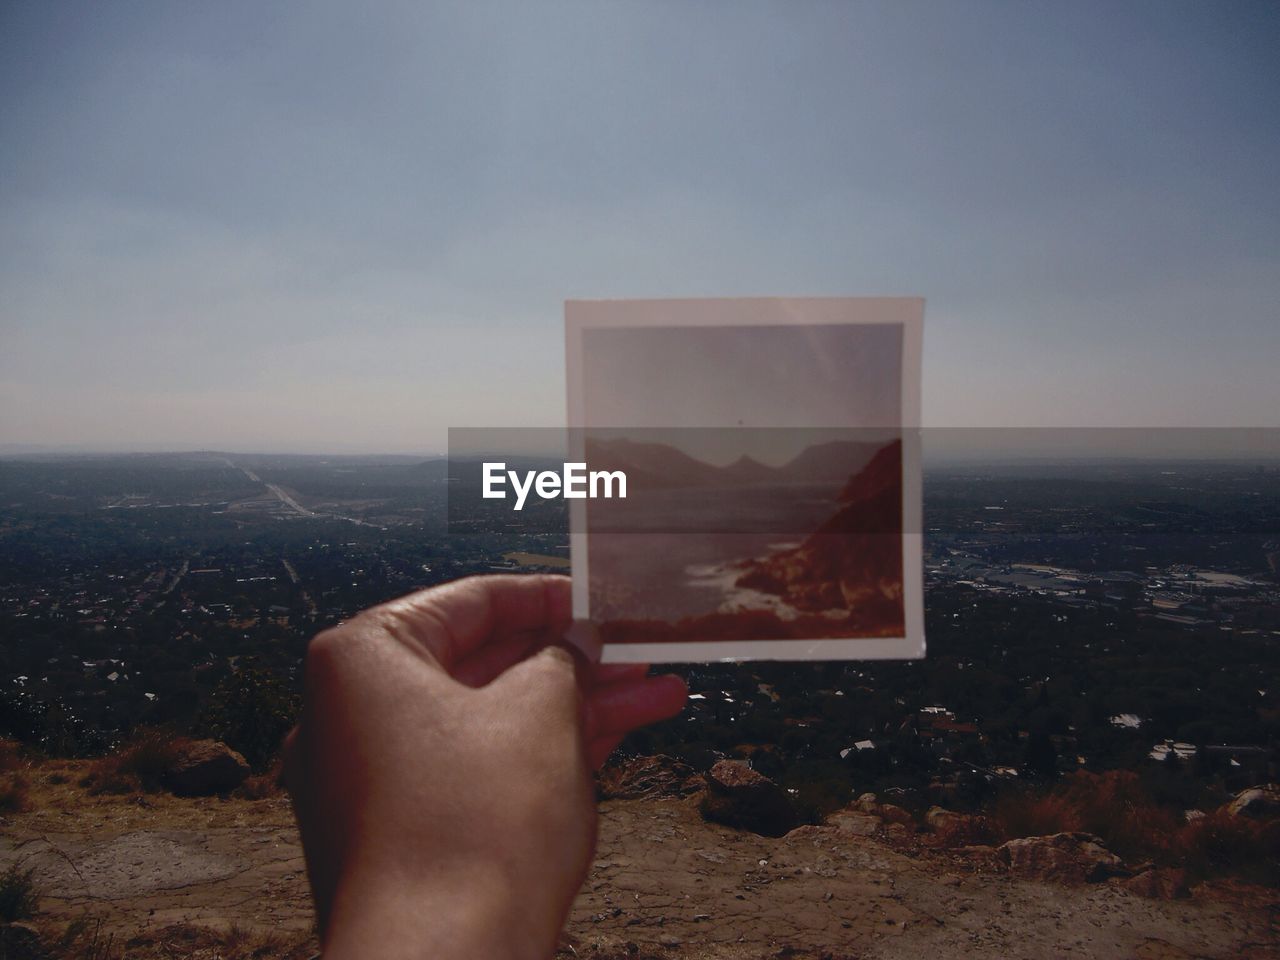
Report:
282,574,687,960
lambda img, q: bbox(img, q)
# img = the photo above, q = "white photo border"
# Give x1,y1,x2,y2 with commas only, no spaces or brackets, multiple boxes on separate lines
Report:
565,297,924,663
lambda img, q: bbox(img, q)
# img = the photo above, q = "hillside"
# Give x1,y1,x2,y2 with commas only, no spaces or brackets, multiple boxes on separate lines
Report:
2,756,1277,959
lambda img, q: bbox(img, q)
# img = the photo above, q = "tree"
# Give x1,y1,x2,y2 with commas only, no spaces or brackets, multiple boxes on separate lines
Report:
1022,729,1058,781
197,661,299,771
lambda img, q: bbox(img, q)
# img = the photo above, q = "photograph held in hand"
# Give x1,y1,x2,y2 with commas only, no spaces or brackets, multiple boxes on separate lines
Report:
565,298,925,663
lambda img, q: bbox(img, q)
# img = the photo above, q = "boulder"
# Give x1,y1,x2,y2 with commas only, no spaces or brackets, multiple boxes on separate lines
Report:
925,807,997,848
998,832,1126,884
1121,867,1190,900
699,760,797,838
161,739,250,797
1226,784,1280,820
853,792,879,813
597,754,704,801
875,803,916,828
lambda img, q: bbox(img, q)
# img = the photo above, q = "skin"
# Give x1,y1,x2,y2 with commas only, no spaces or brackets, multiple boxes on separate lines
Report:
282,574,689,959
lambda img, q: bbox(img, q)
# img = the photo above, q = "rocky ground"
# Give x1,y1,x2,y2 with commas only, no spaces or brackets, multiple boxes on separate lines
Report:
1,757,1278,959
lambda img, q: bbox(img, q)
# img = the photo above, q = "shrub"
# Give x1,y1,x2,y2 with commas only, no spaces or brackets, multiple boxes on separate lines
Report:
84,728,189,795
992,789,1075,840
0,739,22,774
57,917,117,960
0,862,38,922
782,759,855,824
0,772,30,813
1179,811,1280,886
789,779,848,826
992,769,1280,884
993,770,1182,862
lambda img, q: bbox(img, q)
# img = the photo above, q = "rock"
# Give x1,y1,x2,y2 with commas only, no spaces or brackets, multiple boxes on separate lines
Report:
828,811,880,836
161,739,250,797
1226,784,1280,820
998,832,1126,884
925,807,996,848
1122,867,1190,900
597,755,704,801
699,760,798,838
0,922,48,960
846,794,914,827
883,823,915,843
876,803,916,827
783,824,839,844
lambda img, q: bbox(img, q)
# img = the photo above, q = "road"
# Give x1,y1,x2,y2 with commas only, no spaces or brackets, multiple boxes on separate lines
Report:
264,483,315,518
226,458,379,527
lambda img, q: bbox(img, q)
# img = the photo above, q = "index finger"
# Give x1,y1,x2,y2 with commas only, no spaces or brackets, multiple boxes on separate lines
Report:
372,574,572,669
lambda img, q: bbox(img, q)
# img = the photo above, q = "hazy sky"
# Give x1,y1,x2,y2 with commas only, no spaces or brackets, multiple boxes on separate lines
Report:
584,322,900,465
2,1,1277,453
583,319,901,466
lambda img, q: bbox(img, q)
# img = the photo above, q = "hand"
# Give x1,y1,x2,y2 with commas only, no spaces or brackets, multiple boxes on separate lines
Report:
282,574,688,959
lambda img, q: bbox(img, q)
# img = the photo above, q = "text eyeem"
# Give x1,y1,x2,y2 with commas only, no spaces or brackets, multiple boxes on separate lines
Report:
482,462,627,511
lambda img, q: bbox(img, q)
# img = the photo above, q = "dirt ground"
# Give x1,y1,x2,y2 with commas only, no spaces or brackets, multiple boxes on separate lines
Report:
3,761,1278,958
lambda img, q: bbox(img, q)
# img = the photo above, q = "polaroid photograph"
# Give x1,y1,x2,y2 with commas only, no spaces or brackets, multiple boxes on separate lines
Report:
566,298,923,663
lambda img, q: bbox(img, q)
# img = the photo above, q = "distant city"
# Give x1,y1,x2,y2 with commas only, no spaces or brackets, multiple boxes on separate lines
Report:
1,451,1278,815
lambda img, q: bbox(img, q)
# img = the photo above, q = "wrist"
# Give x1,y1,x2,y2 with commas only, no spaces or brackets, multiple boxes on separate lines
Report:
322,860,550,960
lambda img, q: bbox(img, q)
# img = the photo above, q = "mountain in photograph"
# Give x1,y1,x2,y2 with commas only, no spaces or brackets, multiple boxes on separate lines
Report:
583,436,889,490
583,437,728,488
775,438,885,484
720,454,777,484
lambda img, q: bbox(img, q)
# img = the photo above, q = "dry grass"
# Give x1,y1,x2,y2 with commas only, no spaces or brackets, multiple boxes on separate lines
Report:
50,919,316,960
992,770,1280,885
122,922,316,960
81,728,193,795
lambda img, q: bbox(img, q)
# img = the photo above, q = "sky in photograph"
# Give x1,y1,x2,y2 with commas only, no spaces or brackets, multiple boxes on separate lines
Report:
583,322,900,465
1,1,1277,453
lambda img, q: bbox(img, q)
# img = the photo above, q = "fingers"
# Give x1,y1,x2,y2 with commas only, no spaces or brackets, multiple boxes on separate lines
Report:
452,633,645,691
488,643,583,726
585,672,686,768
482,648,684,768
372,575,572,668
590,662,650,685
451,630,543,688
585,673,688,739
